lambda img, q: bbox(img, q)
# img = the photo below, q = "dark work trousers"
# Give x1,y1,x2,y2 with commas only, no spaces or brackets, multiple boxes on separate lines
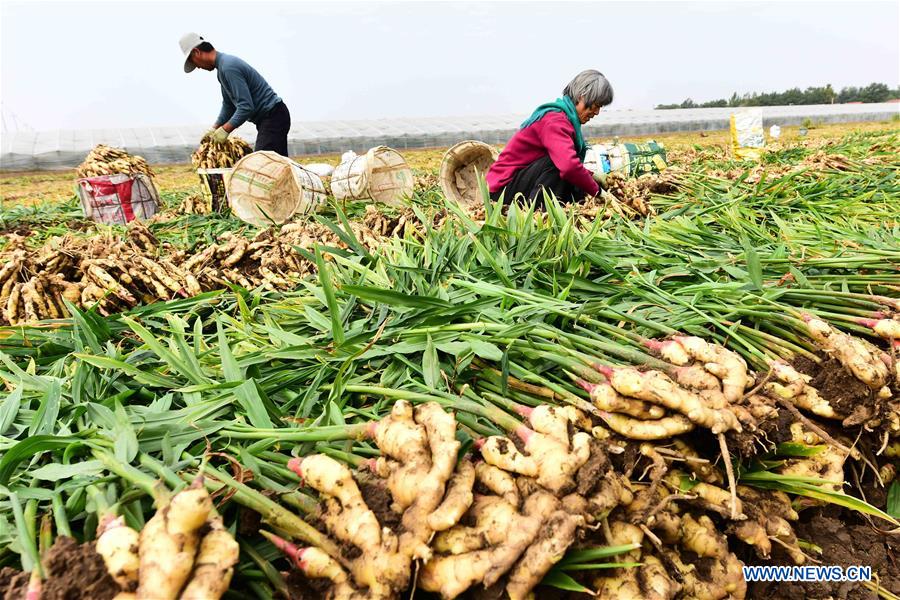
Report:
489,155,587,208
254,102,291,156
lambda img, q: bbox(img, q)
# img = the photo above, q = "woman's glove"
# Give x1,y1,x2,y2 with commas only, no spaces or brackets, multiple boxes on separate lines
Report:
592,170,608,190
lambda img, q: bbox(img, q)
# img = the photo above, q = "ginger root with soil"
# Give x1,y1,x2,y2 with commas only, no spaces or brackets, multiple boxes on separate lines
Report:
0,201,450,325
191,136,253,170
9,480,239,600
280,401,474,599
272,401,615,599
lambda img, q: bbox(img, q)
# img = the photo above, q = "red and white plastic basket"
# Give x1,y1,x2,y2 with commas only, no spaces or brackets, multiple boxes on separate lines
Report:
76,173,160,225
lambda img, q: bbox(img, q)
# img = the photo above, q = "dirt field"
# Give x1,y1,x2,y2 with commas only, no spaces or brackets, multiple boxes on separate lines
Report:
1,119,895,208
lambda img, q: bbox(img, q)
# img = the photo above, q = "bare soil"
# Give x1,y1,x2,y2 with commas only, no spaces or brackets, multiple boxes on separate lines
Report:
747,508,899,599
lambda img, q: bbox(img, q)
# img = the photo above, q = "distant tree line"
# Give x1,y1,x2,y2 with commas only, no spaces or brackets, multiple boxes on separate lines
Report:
655,83,899,109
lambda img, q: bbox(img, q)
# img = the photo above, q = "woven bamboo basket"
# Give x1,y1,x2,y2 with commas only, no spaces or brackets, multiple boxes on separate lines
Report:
331,146,413,206
439,140,499,209
227,151,326,227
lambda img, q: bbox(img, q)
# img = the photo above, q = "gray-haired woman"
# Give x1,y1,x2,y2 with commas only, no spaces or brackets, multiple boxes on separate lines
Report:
487,70,614,206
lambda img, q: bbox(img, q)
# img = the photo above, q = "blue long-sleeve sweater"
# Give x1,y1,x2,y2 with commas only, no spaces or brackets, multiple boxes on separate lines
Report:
214,52,282,129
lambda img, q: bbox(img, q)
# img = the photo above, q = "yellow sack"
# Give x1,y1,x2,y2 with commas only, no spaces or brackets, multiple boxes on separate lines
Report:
730,108,765,161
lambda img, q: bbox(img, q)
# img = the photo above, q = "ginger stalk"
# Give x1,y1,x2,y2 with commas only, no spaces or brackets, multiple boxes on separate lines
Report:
644,338,691,366
857,317,900,341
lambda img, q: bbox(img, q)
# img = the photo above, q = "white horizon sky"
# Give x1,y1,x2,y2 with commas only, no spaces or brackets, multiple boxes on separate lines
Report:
1,0,898,132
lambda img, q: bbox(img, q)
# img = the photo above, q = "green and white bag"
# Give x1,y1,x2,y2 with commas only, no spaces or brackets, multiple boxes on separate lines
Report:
584,141,668,177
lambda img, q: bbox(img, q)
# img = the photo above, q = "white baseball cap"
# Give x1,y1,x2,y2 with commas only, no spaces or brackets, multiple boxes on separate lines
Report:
179,32,205,73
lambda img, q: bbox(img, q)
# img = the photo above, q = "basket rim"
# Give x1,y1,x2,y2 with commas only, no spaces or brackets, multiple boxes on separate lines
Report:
76,172,144,183
439,140,498,207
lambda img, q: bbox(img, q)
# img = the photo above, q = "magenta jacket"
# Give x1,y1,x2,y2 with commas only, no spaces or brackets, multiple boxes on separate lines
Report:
486,112,599,197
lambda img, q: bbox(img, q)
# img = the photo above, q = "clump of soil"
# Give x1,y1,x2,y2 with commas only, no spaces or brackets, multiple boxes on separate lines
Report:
748,508,899,600
728,406,796,459
285,567,333,600
357,473,401,532
237,506,263,537
0,566,30,598
792,354,899,432
793,356,873,418
0,537,122,600
0,225,34,238
575,442,610,496
753,404,799,448
43,536,121,600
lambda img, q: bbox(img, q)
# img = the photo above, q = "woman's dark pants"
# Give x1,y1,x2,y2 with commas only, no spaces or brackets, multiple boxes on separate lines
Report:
489,155,587,207
254,102,291,157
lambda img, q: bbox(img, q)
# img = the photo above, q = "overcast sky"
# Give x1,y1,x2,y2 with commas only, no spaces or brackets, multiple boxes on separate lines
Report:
1,1,898,132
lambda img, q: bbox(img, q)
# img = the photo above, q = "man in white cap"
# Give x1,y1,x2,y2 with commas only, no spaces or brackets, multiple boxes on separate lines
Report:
179,33,290,156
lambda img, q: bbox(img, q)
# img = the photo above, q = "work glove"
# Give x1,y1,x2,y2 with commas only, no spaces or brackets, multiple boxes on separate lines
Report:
201,128,216,142
211,127,230,143
592,170,608,190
